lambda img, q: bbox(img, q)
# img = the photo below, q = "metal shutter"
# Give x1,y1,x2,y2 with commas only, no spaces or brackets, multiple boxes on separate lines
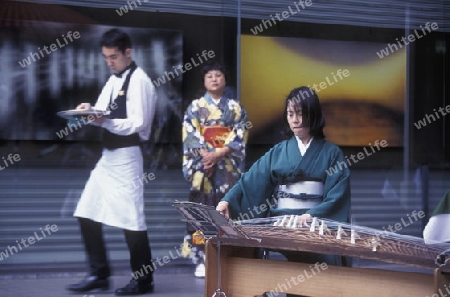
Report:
10,0,450,32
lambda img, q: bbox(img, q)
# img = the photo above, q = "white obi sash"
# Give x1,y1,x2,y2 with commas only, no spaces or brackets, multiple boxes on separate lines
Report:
276,181,323,209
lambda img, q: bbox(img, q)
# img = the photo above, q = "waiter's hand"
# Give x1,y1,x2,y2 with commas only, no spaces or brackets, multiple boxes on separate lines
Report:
92,117,105,124
76,103,104,124
76,103,91,110
216,201,230,218
297,213,313,227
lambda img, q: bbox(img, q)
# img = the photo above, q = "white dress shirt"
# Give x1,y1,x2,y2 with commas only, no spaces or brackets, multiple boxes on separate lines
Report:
94,67,157,141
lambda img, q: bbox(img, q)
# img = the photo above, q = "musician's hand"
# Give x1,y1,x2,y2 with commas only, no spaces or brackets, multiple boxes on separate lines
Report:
76,103,91,110
297,213,313,227
216,201,230,219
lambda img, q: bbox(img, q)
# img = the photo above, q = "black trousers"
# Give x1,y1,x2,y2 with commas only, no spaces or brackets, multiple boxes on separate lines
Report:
78,217,153,283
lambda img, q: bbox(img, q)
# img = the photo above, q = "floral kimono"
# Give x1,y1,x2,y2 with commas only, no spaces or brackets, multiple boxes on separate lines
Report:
182,93,249,206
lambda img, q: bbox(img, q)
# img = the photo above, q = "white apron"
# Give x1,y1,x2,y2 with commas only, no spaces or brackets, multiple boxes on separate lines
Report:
74,146,147,231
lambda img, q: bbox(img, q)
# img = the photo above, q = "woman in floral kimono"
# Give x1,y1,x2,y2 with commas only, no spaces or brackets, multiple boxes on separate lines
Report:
181,62,249,277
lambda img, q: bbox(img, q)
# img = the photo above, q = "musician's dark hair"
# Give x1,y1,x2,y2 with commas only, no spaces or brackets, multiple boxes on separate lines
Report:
100,28,132,53
281,86,326,139
201,61,228,83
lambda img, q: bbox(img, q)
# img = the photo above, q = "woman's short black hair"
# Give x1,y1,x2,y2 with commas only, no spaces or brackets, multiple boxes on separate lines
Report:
100,28,132,53
201,62,228,83
282,86,326,139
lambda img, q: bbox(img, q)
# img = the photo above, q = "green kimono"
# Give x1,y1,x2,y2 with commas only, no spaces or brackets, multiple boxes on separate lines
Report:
222,136,351,223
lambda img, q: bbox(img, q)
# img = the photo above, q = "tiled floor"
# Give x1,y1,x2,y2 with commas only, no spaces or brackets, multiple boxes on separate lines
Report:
0,270,205,297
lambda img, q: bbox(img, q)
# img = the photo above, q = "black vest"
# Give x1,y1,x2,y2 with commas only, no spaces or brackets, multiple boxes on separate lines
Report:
102,62,140,150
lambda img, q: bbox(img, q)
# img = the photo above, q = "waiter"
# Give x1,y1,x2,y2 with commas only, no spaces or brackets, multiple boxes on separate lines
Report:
66,28,157,295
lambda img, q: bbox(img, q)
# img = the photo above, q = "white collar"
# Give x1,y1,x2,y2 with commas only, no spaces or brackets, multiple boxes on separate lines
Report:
113,66,132,79
295,136,313,156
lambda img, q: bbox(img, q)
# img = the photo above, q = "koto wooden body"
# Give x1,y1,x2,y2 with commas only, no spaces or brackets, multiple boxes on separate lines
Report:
205,240,450,297
236,224,445,270
171,202,450,296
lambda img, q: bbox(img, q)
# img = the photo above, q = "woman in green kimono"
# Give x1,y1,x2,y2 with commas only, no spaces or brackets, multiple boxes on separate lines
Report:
182,62,249,277
216,86,351,266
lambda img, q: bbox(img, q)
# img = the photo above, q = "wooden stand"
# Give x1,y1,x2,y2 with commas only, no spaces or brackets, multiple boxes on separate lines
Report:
205,239,450,297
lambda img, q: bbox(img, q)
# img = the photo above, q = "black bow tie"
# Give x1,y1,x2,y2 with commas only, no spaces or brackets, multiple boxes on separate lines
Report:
113,62,135,78
114,68,129,78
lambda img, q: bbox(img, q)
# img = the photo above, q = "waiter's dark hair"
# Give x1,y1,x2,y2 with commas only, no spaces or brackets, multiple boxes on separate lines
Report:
281,86,326,139
100,28,132,53
201,62,228,83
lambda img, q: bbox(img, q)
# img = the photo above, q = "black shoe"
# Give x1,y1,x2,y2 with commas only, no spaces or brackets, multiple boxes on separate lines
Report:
66,275,110,292
115,279,154,295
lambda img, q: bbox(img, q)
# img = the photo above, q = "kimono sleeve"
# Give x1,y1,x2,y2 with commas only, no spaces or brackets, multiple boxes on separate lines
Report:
221,146,279,220
182,101,206,182
306,148,351,222
223,101,249,161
